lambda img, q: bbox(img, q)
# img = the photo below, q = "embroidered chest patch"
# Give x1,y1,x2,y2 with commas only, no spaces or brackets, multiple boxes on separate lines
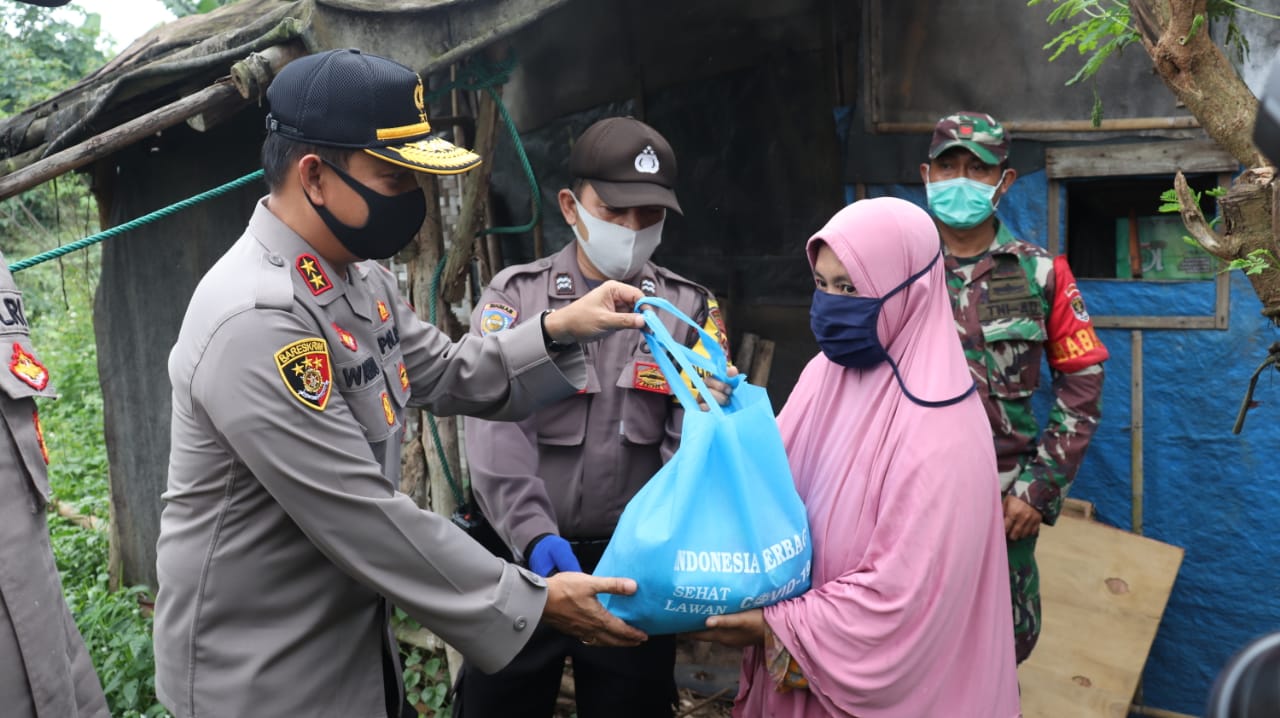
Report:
377,300,391,323
275,338,332,411
10,343,49,390
398,361,409,391
380,392,396,426
296,254,333,296
480,303,518,335
332,323,358,352
633,361,670,394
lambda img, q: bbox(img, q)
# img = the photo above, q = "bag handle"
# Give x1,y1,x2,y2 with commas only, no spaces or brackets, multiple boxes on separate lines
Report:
635,296,740,416
635,297,730,376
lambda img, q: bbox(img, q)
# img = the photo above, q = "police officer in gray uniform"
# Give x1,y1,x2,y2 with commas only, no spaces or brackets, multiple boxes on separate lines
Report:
153,49,652,718
0,256,108,718
456,118,732,718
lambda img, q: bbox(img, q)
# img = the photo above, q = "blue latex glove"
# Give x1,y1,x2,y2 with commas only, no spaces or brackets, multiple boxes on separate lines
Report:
528,535,582,577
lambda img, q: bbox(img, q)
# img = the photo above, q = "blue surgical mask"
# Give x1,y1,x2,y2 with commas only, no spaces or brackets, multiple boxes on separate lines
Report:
925,170,1007,229
809,251,974,407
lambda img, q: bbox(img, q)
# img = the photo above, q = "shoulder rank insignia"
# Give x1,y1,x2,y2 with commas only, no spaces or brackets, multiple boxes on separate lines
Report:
10,343,49,390
33,409,48,464
380,392,396,426
480,303,518,335
296,254,333,296
633,361,670,394
555,273,575,296
377,300,391,322
332,323,358,352
274,338,332,411
640,278,656,296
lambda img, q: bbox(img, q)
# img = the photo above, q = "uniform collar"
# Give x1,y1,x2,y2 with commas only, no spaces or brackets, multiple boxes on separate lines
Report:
544,243,658,300
989,220,1019,255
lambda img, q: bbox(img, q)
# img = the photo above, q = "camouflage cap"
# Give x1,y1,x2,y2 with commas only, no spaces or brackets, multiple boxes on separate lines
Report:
928,112,1009,165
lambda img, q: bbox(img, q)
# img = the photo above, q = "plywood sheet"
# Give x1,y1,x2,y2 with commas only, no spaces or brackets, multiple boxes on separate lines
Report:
1017,516,1184,718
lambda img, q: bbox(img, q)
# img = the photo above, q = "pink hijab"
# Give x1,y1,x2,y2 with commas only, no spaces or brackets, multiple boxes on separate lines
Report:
734,197,1020,717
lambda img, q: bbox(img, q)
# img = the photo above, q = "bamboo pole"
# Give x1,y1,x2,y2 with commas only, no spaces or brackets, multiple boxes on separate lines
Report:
0,81,240,202
441,86,500,304
0,43,302,202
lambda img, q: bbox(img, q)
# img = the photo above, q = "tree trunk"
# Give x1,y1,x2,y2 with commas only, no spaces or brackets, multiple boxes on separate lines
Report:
1132,0,1280,321
1130,0,1264,168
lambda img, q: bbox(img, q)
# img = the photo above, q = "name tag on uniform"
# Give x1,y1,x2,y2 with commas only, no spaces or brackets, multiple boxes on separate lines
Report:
980,274,1042,323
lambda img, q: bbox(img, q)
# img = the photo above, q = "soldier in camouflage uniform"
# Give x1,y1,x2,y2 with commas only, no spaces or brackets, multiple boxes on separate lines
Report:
919,112,1109,664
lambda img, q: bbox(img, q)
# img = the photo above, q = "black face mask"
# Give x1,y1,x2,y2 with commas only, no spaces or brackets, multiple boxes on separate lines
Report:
306,158,427,260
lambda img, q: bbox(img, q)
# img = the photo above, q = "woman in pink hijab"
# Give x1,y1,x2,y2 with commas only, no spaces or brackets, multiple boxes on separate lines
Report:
694,197,1020,717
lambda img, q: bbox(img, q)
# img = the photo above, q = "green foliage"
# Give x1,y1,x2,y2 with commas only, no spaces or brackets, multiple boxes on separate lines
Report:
1029,0,1139,86
161,0,235,17
1029,0,1255,124
51,520,167,717
393,607,454,716
0,4,108,115
1203,246,1278,275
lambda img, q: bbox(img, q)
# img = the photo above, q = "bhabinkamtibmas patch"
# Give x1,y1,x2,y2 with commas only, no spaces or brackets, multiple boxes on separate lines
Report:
275,338,332,410
480,303,517,335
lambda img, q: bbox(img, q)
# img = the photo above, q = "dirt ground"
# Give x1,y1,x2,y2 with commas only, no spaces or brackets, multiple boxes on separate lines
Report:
551,638,739,717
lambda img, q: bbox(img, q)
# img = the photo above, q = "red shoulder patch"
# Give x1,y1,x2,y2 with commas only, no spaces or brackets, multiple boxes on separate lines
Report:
10,343,49,390
296,254,333,296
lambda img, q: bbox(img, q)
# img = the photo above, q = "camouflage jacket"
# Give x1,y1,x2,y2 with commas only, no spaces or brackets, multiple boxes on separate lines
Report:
945,223,1105,525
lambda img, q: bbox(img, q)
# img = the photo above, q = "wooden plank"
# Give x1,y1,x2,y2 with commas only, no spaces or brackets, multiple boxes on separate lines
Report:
1045,140,1238,180
1018,516,1184,718
736,333,758,378
1061,498,1095,521
749,339,775,386
1091,315,1217,329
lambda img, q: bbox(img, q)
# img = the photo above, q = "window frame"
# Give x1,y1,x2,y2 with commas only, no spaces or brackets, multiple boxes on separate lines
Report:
1045,140,1238,330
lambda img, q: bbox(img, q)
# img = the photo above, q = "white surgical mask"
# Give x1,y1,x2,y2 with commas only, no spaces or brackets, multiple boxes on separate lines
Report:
571,193,664,280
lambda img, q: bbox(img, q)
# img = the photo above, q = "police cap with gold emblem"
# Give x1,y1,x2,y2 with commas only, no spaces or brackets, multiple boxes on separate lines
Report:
266,48,481,175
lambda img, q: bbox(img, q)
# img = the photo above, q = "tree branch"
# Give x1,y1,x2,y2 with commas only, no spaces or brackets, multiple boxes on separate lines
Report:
1173,170,1230,254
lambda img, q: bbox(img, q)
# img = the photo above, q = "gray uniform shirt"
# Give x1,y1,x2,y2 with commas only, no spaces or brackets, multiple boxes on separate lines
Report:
155,200,586,718
464,244,726,560
0,256,108,718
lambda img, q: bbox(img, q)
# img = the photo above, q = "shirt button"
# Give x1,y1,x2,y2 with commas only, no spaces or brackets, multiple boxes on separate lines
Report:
267,253,285,267
514,617,528,631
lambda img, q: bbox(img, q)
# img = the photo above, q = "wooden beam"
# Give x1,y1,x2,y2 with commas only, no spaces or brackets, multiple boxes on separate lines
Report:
1091,314,1217,329
876,117,1201,134
0,81,240,202
0,43,301,201
1045,140,1239,179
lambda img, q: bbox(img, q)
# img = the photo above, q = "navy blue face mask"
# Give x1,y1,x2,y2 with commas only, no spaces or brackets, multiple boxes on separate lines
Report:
809,251,974,407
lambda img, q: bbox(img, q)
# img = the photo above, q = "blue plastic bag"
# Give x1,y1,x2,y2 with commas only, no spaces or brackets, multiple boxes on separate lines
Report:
594,297,812,634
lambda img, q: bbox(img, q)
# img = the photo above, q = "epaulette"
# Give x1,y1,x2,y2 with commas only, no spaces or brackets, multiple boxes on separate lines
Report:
254,250,294,311
488,257,555,291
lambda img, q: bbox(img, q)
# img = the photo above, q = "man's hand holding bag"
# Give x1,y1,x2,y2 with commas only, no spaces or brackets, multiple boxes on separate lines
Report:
592,297,812,634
